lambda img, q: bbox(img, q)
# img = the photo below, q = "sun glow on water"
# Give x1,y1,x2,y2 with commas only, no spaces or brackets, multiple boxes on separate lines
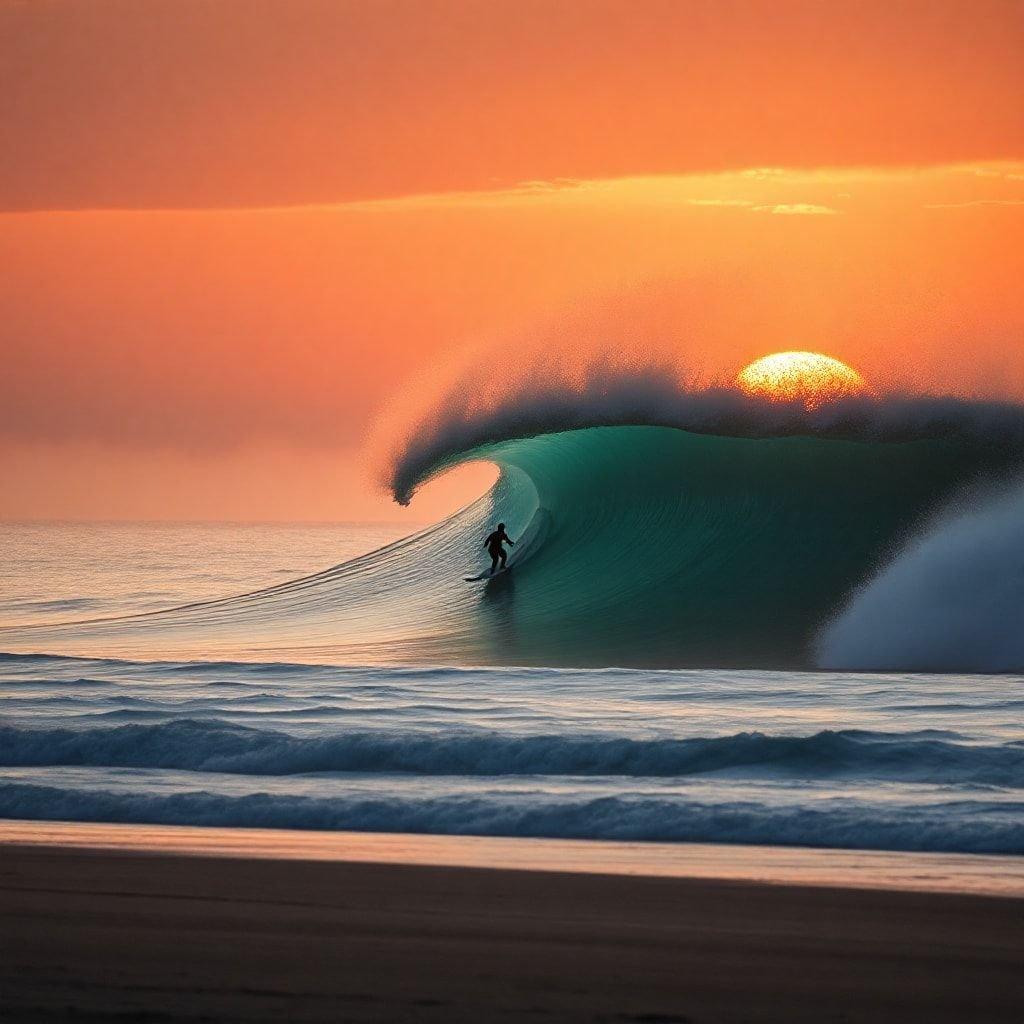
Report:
736,351,867,409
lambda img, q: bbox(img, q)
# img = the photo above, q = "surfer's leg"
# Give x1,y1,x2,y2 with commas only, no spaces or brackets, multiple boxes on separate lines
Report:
499,550,507,568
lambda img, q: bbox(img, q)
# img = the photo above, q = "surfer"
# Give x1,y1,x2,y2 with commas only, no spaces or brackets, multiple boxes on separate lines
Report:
484,523,515,574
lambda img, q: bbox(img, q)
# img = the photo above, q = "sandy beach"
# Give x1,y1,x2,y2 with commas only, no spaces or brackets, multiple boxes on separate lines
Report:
1,835,1021,1023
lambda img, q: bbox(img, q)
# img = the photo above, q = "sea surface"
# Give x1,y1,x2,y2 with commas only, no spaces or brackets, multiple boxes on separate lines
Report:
1,521,1021,856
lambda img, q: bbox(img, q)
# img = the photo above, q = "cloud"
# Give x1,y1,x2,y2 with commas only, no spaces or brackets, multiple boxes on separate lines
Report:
753,203,838,215
971,168,1024,181
513,179,587,195
1,0,1022,211
925,199,1024,209
686,198,754,207
739,168,789,180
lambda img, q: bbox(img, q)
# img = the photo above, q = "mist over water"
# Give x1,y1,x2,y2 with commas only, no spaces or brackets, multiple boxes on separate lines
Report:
818,481,1024,672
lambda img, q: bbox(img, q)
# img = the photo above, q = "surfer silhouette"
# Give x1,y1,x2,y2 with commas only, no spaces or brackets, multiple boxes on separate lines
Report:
484,523,515,574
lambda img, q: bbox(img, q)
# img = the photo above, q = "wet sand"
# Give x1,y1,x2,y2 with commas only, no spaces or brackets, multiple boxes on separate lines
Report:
1,840,1022,1023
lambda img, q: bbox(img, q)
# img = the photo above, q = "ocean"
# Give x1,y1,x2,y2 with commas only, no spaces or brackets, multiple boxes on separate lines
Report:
1,520,1021,856
5,412,1023,673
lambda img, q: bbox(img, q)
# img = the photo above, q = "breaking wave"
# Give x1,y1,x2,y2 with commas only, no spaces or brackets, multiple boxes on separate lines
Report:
1,721,1022,787
1,782,1020,853
3,372,1023,670
818,482,1024,672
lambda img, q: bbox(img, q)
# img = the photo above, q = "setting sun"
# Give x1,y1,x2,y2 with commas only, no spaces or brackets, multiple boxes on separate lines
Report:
736,351,867,409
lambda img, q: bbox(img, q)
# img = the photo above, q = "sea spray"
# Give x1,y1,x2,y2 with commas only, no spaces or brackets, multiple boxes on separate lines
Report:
818,479,1024,672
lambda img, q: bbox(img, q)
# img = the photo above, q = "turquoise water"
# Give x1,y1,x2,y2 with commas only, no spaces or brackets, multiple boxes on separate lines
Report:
451,427,1013,667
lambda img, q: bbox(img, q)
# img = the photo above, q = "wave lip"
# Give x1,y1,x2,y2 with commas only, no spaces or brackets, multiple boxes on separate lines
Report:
389,375,1024,506
2,721,1022,787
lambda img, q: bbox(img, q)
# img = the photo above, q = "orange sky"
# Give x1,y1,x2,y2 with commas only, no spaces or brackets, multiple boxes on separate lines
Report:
2,1,1023,522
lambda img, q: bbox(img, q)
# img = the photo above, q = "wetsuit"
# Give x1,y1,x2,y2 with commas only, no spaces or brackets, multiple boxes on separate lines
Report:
484,528,512,571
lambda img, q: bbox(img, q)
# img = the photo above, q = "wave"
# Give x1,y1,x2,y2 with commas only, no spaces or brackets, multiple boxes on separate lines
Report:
1,781,1020,854
3,372,1024,670
388,374,1024,506
2,721,1022,786
817,482,1024,672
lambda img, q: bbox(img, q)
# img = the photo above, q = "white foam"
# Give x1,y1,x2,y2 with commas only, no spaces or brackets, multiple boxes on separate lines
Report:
817,481,1024,672
387,363,1024,504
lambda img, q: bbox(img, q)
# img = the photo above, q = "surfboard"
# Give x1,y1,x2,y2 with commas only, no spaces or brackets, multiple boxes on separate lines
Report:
464,565,512,583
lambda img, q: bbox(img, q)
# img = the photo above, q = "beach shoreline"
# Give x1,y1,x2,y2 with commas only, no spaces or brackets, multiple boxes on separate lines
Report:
2,819,1024,898
1,823,1021,1022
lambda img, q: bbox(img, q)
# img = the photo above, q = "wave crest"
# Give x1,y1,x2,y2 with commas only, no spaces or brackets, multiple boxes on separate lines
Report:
3,721,1022,786
1,781,1020,853
388,364,1024,504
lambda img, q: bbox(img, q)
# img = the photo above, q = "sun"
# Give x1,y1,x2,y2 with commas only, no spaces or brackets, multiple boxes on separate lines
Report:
736,351,867,410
